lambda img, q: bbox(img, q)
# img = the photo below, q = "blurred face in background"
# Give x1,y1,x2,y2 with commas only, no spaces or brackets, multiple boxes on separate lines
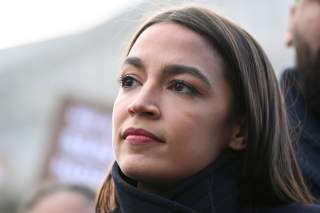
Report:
112,22,244,193
288,0,320,115
28,191,95,213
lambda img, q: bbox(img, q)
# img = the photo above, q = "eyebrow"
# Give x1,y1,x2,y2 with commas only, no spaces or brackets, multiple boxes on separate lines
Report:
122,57,212,87
164,64,212,87
122,57,145,70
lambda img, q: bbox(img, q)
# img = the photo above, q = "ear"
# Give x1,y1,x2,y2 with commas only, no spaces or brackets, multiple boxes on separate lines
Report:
228,119,247,151
286,5,296,47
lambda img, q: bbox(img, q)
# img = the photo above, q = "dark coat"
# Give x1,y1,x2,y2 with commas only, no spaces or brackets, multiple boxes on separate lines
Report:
111,151,320,213
281,68,320,198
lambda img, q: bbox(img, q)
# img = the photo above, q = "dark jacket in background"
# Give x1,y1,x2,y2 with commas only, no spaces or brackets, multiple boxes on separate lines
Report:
111,150,320,213
281,68,320,198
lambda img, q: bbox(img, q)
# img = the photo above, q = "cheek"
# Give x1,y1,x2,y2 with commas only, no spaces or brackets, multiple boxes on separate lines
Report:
304,24,320,49
297,10,320,47
167,101,231,140
112,95,128,151
164,103,232,168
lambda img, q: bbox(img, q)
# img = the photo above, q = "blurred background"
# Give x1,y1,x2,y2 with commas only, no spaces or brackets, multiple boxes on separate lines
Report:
0,0,294,212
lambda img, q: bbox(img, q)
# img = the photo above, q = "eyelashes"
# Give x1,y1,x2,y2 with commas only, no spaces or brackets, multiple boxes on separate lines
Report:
118,74,199,96
167,80,198,95
118,75,141,88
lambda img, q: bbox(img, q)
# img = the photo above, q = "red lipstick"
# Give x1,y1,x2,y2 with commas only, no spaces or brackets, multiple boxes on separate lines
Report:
122,128,164,144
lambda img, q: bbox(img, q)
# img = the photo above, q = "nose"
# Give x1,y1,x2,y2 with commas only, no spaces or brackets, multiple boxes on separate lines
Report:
127,86,161,119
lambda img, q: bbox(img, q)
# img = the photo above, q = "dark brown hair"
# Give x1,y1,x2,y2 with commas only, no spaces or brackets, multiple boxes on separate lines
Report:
96,6,314,212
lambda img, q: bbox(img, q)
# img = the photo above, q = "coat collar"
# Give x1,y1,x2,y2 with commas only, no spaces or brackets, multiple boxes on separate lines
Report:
112,150,242,213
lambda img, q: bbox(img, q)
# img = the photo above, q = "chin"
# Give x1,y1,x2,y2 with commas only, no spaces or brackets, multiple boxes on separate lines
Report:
120,161,148,179
118,157,197,184
117,157,175,183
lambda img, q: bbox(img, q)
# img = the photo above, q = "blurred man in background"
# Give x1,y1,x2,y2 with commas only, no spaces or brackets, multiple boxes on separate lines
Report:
281,0,320,198
20,183,96,213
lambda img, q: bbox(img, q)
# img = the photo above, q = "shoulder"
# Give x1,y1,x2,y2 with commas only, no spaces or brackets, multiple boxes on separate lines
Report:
256,203,320,213
279,67,298,90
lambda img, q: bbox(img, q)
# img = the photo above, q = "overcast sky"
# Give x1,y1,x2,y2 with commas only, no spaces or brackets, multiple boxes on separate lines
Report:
0,0,143,50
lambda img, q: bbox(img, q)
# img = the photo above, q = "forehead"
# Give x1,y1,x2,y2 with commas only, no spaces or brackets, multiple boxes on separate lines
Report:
299,0,320,6
132,22,211,53
294,0,320,22
129,22,226,75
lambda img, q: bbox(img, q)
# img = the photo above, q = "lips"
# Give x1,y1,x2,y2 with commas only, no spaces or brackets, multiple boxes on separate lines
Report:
122,127,165,143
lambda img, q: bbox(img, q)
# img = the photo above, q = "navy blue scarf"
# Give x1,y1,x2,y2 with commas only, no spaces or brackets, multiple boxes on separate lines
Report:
110,147,320,212
112,150,241,213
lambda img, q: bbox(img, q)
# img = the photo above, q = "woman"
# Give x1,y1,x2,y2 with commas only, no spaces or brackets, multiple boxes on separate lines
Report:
96,6,320,213
20,182,95,213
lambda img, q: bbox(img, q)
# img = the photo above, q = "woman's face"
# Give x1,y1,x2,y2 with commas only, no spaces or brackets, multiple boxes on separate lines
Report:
112,22,239,184
29,191,94,213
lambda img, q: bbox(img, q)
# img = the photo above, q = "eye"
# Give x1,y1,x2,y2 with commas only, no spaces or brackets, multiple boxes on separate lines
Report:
118,75,141,88
168,80,197,95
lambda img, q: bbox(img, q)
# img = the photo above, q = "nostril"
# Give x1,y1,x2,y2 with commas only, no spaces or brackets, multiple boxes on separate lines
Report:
127,103,160,118
143,111,156,117
127,105,137,116
127,91,161,118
